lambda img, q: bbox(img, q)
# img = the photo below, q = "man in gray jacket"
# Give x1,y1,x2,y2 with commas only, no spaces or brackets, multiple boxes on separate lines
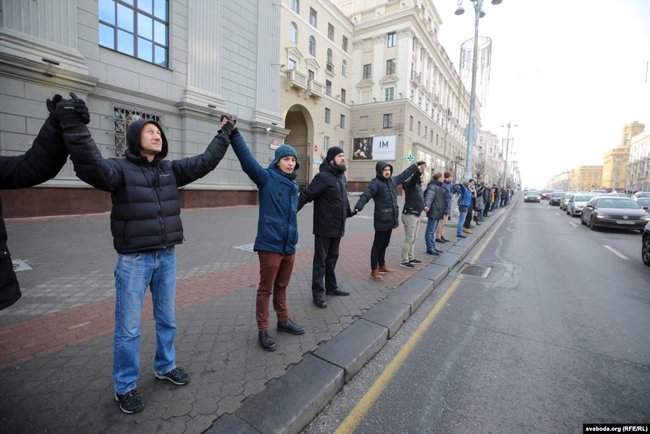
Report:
423,172,447,255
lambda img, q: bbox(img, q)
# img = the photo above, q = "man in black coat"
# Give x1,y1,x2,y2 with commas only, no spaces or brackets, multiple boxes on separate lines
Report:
354,161,418,280
299,147,355,308
52,94,232,414
0,96,68,310
399,161,426,268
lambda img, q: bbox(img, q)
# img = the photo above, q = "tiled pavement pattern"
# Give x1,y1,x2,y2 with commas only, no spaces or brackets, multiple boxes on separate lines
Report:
0,201,495,434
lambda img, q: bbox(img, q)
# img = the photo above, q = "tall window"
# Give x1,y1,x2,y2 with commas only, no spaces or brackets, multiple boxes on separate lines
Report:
325,80,332,96
309,7,318,27
385,87,394,101
309,35,316,56
98,0,169,66
409,116,413,131
383,113,393,129
418,121,421,135
326,48,334,73
288,58,297,70
289,22,298,45
325,107,331,124
340,114,346,129
342,59,347,76
387,31,397,48
342,35,348,52
328,23,335,41
291,0,299,14
340,89,346,103
362,64,372,80
386,58,396,75
424,125,428,138
308,70,315,82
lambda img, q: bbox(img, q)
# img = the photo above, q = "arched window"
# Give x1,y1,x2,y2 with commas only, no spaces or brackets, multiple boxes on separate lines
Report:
289,22,298,45
309,35,316,56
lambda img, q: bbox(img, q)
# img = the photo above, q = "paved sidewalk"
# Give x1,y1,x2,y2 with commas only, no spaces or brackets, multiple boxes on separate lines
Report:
0,200,503,434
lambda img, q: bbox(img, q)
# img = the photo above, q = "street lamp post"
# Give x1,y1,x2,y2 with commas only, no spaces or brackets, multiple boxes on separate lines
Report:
501,122,517,187
454,0,503,182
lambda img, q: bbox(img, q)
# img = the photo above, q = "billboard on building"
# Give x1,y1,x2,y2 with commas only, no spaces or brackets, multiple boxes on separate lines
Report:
352,137,373,160
372,136,396,161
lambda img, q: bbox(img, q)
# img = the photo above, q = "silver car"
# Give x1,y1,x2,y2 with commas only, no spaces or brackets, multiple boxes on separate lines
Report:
567,193,595,217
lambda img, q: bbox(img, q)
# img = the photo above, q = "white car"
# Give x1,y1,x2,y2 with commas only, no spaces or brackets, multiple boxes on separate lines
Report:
567,193,595,217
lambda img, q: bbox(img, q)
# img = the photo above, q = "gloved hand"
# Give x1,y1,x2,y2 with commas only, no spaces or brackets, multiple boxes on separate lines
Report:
219,114,238,137
53,92,90,128
45,94,63,128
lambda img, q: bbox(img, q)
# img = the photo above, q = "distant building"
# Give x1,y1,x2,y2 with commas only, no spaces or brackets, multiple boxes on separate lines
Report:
569,166,603,192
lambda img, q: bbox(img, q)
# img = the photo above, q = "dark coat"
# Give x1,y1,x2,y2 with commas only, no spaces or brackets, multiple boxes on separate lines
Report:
1,118,67,309
63,118,229,254
354,162,418,231
298,161,353,238
423,180,447,220
230,131,299,255
402,170,425,216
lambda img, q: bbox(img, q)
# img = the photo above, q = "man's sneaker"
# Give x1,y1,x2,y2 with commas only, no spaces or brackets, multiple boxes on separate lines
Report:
277,319,305,335
400,261,415,268
434,248,443,254
155,367,190,386
114,389,144,414
441,237,450,243
409,259,422,264
258,331,276,351
326,288,350,296
463,228,473,234
426,250,440,256
457,234,467,239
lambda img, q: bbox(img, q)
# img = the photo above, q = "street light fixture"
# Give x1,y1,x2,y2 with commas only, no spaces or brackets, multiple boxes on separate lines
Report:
453,0,504,182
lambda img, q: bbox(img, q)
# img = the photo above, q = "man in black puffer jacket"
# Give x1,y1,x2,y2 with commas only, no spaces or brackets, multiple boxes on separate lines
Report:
399,161,426,268
354,161,418,280
1,96,68,310
299,147,355,308
52,94,232,415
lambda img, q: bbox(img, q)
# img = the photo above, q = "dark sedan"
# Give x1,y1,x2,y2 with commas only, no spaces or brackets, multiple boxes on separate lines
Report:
641,223,650,266
549,192,566,206
581,197,650,232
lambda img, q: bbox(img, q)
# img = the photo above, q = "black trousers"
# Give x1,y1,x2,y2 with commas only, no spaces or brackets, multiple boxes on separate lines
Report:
312,235,341,300
464,205,474,228
371,229,392,270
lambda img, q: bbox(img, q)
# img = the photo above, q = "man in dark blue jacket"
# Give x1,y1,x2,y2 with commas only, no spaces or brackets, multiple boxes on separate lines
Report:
54,94,231,414
227,122,305,352
299,147,355,309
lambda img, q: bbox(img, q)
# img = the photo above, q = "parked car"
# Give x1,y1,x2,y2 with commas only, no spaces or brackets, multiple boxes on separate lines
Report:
632,192,650,200
567,193,595,216
549,192,566,206
634,197,650,213
541,190,552,200
560,193,573,211
580,197,650,232
524,190,541,203
641,223,650,266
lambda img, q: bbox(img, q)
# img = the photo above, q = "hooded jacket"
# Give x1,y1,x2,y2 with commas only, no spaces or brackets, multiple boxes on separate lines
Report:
1,118,67,310
230,131,300,255
354,161,418,231
423,179,447,220
298,161,353,238
62,118,230,254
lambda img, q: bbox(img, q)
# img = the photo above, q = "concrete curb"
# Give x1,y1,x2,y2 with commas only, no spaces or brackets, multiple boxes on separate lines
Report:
205,206,512,434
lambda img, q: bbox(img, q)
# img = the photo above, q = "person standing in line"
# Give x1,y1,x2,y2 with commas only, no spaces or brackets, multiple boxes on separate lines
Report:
298,146,356,309
435,172,453,244
455,181,473,239
399,161,427,268
463,180,477,234
354,162,418,281
423,172,447,256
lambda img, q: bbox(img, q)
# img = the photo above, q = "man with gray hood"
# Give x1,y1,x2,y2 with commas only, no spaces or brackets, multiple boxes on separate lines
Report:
52,93,232,414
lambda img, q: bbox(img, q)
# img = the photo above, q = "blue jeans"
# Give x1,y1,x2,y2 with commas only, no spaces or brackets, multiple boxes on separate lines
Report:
113,247,177,395
457,208,468,236
424,218,439,252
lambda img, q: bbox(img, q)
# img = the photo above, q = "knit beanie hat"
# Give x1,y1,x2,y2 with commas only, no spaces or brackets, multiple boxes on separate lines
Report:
273,144,300,169
326,146,344,163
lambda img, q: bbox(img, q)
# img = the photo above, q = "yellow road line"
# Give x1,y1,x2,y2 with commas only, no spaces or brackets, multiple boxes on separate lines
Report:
335,211,508,434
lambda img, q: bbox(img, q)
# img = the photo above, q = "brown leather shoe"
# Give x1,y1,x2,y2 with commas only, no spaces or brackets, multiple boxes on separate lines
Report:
370,269,383,281
378,265,392,273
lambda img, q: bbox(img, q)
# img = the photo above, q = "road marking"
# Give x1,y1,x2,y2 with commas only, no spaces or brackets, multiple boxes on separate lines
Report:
335,211,508,434
603,245,629,260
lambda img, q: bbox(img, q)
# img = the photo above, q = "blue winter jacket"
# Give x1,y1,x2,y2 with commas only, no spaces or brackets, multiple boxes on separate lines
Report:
230,131,299,255
453,183,473,209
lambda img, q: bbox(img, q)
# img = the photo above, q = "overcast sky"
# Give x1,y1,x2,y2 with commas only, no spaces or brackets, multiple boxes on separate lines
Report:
434,0,650,188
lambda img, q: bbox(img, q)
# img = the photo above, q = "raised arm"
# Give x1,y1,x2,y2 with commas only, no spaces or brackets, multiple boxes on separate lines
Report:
392,164,418,186
53,94,123,192
0,106,67,189
172,132,230,187
230,130,269,187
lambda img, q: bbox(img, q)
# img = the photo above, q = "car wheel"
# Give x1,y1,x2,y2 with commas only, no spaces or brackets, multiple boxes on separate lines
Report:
642,236,650,266
580,215,586,225
590,217,598,231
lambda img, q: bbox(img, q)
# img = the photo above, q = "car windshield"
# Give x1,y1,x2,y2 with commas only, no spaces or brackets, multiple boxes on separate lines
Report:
574,195,593,202
552,193,565,198
635,192,650,198
597,199,640,209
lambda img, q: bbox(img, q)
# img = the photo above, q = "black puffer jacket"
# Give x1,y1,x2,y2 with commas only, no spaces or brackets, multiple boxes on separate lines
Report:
423,180,447,220
298,161,353,238
402,169,424,216
1,118,67,309
63,118,229,254
354,162,418,231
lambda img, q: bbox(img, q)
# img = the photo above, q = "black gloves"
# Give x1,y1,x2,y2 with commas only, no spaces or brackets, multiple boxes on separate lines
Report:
219,114,238,137
52,92,90,128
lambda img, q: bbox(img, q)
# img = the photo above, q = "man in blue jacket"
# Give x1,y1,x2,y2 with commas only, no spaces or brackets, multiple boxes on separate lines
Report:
453,181,473,239
226,118,305,352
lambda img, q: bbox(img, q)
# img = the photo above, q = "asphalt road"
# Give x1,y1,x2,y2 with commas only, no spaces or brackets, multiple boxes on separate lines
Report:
304,200,650,434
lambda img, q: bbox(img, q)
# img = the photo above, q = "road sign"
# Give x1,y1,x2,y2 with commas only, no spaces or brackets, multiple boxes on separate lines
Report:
405,153,416,163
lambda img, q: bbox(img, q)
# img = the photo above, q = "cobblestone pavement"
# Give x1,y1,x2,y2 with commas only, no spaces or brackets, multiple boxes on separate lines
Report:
0,200,497,434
